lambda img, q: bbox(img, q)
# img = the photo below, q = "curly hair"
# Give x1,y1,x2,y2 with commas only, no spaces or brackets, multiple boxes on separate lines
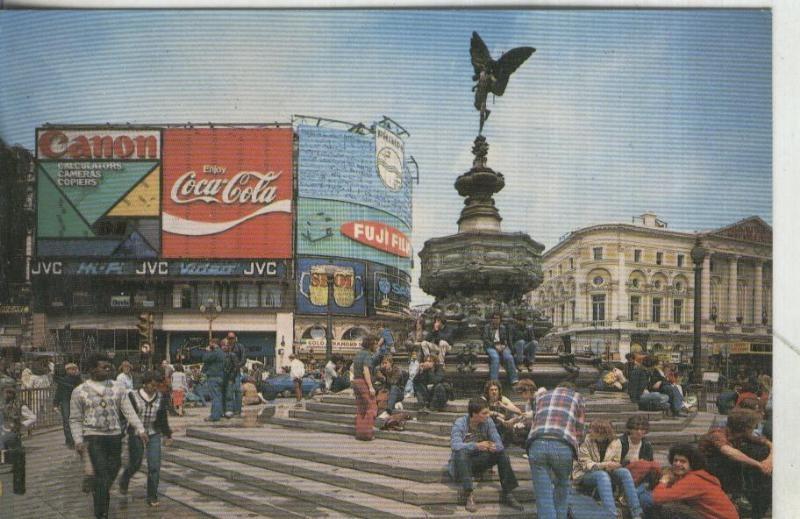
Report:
668,443,707,471
589,420,616,442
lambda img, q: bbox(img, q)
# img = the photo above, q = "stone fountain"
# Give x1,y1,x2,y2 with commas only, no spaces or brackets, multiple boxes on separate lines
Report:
417,32,598,391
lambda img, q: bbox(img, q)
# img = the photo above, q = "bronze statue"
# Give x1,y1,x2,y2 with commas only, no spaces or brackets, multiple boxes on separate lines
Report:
470,31,535,134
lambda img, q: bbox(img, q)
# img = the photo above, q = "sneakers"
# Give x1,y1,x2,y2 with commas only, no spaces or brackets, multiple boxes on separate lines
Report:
461,490,478,513
203,417,220,423
395,402,403,411
147,499,160,507
224,411,234,418
502,492,524,511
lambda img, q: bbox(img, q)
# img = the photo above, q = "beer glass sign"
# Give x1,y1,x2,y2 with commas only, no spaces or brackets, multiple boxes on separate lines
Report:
296,258,366,316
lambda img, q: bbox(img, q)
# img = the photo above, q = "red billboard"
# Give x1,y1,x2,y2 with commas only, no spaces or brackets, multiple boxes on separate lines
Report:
161,128,293,258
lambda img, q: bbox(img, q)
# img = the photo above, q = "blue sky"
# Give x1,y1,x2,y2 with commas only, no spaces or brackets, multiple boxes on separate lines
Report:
0,9,772,303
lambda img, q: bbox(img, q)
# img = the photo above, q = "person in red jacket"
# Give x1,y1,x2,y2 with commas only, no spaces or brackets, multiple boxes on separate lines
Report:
638,443,738,519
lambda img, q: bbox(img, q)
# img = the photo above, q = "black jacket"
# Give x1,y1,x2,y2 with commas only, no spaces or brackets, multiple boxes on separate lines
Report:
482,323,511,350
426,324,454,345
627,366,649,403
52,373,82,406
619,433,654,463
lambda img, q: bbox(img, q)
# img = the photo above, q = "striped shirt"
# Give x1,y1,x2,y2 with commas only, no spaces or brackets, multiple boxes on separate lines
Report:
527,387,586,456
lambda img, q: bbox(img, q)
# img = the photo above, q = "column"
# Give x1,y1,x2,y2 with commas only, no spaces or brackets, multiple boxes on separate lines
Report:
276,312,295,372
616,246,626,321
753,260,763,325
701,253,711,321
727,256,739,323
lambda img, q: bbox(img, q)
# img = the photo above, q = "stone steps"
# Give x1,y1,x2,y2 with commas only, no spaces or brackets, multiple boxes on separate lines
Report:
184,426,533,484
170,436,534,505
162,433,538,518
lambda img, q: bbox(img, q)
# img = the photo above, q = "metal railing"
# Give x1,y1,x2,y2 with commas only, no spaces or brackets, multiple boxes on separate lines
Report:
17,387,63,431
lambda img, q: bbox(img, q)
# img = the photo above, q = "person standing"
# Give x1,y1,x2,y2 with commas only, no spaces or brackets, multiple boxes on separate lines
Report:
352,335,378,440
526,382,586,519
115,360,134,392
170,364,188,417
118,370,173,507
482,313,518,385
52,362,82,449
70,353,146,519
449,399,523,513
0,384,37,495
288,354,306,408
374,326,396,367
198,341,226,423
225,332,245,417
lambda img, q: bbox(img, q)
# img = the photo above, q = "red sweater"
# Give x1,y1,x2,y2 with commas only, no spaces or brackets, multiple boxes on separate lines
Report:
652,470,739,519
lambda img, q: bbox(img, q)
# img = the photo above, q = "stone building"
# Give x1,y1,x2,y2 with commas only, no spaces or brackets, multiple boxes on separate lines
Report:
530,213,772,373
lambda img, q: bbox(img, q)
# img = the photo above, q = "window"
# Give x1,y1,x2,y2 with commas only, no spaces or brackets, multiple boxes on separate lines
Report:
656,252,663,265
549,270,553,279
592,295,606,322
196,284,217,308
673,299,683,324
342,327,369,340
558,264,563,275
569,257,574,270
593,247,603,260
261,285,283,307
593,276,604,287
236,283,260,308
179,285,193,309
634,249,642,263
570,300,576,322
652,297,662,323
630,296,641,321
677,254,685,267
559,304,565,324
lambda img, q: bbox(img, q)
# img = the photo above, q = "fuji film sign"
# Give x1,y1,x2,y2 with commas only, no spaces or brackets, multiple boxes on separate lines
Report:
340,221,411,258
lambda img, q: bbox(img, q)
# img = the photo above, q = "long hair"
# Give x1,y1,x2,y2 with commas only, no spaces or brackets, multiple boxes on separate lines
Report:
483,380,503,403
668,443,707,471
589,420,616,443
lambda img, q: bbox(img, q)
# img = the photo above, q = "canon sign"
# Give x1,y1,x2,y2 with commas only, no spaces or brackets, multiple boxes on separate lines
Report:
37,129,160,160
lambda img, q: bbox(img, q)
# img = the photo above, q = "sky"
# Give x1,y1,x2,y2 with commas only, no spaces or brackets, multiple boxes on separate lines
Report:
0,9,772,304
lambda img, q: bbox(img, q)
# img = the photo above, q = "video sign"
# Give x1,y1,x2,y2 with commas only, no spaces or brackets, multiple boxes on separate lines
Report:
296,257,367,317
297,198,412,274
161,128,293,259
35,127,162,258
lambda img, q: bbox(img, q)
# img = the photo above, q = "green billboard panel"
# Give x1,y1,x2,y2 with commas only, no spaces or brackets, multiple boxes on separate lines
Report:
36,168,94,238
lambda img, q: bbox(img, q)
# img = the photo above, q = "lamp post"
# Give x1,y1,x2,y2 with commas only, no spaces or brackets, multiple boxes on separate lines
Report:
325,269,336,362
199,297,222,345
690,240,707,407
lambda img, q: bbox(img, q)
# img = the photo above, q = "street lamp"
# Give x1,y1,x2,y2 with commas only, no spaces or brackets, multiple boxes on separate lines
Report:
690,239,707,406
199,297,222,345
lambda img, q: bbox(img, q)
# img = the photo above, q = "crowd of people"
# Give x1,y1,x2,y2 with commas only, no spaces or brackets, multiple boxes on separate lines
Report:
442,362,774,518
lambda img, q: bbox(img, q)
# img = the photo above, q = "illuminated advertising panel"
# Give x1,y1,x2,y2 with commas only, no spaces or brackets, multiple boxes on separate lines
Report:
296,257,366,316
35,127,162,258
297,125,411,226
297,198,411,273
366,262,411,316
161,128,293,259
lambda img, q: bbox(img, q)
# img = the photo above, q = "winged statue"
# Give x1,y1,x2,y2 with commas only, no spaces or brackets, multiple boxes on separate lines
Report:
471,31,535,134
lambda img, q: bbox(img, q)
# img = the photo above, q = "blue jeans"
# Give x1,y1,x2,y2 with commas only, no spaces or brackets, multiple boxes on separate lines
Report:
486,346,518,384
514,339,537,366
404,360,419,395
387,385,404,414
57,397,74,447
661,383,684,414
225,375,243,415
577,468,642,518
451,448,519,493
529,439,574,519
207,377,224,421
120,432,162,502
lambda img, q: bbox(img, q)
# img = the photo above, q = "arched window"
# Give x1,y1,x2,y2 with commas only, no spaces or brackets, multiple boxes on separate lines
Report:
302,326,326,340
342,327,369,341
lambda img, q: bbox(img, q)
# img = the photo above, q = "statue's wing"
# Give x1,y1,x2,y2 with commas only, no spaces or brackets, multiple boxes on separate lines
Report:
491,46,535,95
470,31,492,75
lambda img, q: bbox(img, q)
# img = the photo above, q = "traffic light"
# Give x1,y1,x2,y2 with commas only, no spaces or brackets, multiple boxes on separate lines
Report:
137,312,151,342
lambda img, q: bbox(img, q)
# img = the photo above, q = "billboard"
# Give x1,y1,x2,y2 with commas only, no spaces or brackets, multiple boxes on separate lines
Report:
296,257,366,316
366,262,411,316
161,128,293,259
297,125,411,226
35,127,162,258
297,198,412,273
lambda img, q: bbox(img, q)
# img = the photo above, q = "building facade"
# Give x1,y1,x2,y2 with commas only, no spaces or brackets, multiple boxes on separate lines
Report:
0,140,35,356
30,120,414,370
531,213,772,373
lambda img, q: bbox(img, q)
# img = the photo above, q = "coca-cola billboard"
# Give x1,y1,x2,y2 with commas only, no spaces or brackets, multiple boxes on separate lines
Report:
161,129,293,259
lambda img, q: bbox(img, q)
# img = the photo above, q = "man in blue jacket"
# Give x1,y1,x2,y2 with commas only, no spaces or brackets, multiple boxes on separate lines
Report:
449,399,522,513
198,341,225,422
